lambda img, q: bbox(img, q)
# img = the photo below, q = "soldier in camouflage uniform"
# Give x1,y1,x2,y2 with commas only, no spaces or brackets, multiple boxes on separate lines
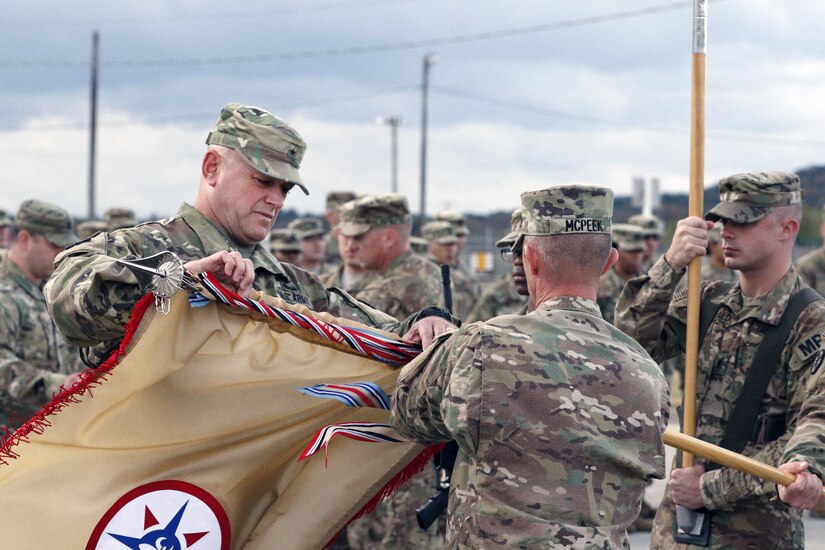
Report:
391,184,669,548
76,219,109,241
465,208,528,323
410,235,429,255
596,223,646,324
45,104,457,369
288,217,333,275
0,200,85,426
795,203,825,295
616,171,825,548
268,227,302,264
319,201,378,294
338,194,447,549
0,209,11,250
422,221,479,320
324,191,358,267
701,221,738,284
103,207,137,231
628,213,664,272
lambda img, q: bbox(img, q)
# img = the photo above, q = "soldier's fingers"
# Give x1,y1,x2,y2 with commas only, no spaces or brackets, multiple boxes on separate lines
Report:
402,326,422,344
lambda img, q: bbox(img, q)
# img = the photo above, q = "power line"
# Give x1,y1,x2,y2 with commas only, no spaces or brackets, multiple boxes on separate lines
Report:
1,0,417,28
431,86,825,148
0,2,705,69
0,84,418,133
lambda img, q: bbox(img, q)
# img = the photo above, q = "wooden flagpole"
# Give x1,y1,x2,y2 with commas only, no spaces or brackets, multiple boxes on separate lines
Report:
682,0,707,469
665,429,825,498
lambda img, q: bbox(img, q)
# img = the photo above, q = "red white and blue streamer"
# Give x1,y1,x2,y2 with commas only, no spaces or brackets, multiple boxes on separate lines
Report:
297,422,404,464
297,382,391,410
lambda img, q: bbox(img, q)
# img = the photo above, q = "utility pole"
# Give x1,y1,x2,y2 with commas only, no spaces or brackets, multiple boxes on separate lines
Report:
88,31,99,219
419,52,438,224
377,116,402,192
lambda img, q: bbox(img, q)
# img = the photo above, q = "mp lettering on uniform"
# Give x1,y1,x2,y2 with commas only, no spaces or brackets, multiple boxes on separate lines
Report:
564,219,603,232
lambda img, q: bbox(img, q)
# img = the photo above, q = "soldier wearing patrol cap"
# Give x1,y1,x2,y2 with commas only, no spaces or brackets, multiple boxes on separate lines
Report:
319,200,377,294
596,223,646,324
269,227,302,264
465,208,529,323
616,170,825,548
795,202,825,296
392,184,669,548
339,193,446,549
324,191,358,267
435,209,470,260
0,209,11,250
76,219,109,241
46,104,457,368
0,200,85,426
628,213,665,270
103,207,137,231
422,220,479,320
287,217,330,275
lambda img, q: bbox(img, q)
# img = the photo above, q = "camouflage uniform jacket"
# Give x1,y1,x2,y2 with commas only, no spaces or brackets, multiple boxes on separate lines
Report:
391,296,669,549
0,255,83,424
318,265,378,295
465,276,527,323
353,251,442,321
323,233,342,268
596,268,628,325
796,247,825,296
615,258,825,549
45,203,418,366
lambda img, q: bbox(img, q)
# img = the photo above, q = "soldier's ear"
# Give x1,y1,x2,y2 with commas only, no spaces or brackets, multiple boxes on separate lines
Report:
202,150,221,186
602,247,619,276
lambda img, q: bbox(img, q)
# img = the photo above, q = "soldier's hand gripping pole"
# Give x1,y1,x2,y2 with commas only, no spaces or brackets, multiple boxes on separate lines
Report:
416,264,458,530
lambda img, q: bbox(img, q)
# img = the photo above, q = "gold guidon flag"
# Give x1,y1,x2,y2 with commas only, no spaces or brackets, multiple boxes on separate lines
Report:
0,289,436,549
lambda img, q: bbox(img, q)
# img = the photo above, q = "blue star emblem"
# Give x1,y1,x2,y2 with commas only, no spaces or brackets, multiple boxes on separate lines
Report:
108,501,206,549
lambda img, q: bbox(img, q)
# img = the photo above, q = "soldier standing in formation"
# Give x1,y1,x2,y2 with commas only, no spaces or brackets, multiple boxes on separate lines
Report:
0,209,11,251
287,217,331,275
628,213,664,272
795,203,825,295
391,184,670,548
324,191,358,268
268,227,302,265
616,171,825,548
596,223,647,324
421,220,478,320
319,200,377,294
465,208,529,323
103,207,137,231
0,200,85,426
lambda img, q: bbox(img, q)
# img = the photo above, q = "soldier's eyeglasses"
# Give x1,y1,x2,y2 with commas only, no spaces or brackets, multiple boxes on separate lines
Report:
500,249,522,263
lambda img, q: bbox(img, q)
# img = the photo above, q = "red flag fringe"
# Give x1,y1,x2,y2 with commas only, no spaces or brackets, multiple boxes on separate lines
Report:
323,442,445,549
0,293,156,464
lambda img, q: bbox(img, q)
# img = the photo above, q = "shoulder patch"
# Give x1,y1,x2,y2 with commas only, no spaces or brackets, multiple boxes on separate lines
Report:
796,333,823,362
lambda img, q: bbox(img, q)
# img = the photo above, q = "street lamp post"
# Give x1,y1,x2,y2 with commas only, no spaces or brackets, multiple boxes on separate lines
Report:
376,115,402,193
419,52,438,225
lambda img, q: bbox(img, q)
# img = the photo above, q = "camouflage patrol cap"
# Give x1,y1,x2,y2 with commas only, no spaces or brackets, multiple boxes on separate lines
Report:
206,103,308,195
705,170,803,223
338,193,411,237
326,191,358,212
422,220,458,245
495,208,525,248
14,199,77,248
410,235,429,255
76,219,109,240
517,185,613,247
0,209,9,228
269,228,302,253
435,209,469,236
611,223,646,253
287,217,325,239
103,207,136,230
628,213,664,237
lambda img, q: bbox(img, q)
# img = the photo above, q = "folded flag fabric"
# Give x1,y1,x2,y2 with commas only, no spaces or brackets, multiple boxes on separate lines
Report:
0,288,434,549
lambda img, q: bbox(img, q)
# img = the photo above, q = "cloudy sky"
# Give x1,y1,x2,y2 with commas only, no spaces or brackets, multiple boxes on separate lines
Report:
1,0,824,220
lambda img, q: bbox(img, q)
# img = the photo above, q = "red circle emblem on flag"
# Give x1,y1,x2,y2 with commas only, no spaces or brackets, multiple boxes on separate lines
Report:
86,480,230,550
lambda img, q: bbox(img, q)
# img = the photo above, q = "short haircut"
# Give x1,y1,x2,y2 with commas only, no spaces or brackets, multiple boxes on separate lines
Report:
526,233,612,283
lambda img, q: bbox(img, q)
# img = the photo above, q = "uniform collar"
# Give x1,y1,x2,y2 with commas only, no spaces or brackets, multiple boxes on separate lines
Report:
176,202,289,280
535,295,603,318
721,266,802,326
1,254,44,301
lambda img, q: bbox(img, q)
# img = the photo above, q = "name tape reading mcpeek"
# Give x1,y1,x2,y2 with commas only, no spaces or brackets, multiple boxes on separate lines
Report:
564,218,605,232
